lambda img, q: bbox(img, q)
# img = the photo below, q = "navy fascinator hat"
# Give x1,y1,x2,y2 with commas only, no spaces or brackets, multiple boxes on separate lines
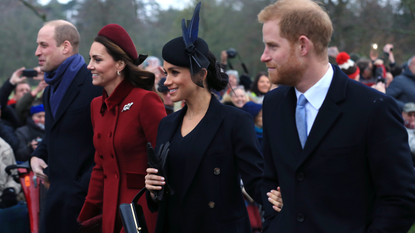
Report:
162,2,210,87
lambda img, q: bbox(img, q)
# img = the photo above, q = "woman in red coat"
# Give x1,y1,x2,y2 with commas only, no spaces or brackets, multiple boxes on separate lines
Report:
77,24,166,233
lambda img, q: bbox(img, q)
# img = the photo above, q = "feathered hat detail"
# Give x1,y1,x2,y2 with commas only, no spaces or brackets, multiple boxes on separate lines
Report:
162,2,210,87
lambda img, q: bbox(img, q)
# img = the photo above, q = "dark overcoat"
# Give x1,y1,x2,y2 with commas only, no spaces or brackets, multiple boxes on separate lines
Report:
148,96,264,233
31,64,102,233
261,65,415,233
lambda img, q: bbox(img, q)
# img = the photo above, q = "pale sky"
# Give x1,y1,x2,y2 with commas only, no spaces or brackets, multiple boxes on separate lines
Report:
38,0,191,10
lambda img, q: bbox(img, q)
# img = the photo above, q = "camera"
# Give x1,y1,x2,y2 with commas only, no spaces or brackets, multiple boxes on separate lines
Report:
35,138,43,143
226,48,237,59
22,69,38,78
376,76,385,84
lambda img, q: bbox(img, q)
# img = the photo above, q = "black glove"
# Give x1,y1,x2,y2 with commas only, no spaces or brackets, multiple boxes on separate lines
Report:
0,187,18,208
147,142,170,202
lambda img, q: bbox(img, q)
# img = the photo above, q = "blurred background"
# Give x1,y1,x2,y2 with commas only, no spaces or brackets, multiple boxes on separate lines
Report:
1,0,414,82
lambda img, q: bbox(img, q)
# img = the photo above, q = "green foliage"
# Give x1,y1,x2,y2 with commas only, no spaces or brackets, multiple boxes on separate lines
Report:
0,0,414,83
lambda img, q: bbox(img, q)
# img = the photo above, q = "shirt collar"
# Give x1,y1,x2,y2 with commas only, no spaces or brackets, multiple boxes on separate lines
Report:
295,64,333,110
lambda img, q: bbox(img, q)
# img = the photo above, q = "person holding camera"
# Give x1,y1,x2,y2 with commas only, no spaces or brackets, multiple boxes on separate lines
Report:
0,67,34,130
0,137,21,209
15,102,45,162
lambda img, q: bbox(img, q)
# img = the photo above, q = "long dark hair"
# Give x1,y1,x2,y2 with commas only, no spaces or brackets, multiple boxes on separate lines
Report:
192,51,228,91
94,35,155,91
251,71,268,96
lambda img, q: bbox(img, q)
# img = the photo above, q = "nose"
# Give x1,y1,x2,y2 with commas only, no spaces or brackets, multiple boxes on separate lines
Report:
35,45,41,57
260,47,271,63
87,60,93,70
164,75,172,86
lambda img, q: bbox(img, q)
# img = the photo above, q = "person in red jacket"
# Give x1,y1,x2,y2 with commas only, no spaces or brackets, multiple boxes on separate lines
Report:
77,24,166,233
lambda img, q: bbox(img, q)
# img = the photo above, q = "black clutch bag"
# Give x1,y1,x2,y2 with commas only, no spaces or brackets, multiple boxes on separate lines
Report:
119,188,148,233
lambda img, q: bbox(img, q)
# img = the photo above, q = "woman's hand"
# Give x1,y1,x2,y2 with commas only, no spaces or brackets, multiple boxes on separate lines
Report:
145,168,165,200
267,186,283,212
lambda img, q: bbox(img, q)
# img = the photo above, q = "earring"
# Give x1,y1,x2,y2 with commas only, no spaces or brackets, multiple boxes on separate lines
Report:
117,70,121,75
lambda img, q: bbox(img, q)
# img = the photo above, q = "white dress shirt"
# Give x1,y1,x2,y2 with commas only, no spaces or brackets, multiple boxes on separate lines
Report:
295,64,333,136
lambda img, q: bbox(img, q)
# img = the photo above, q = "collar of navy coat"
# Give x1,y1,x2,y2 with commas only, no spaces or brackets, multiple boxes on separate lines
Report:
157,94,224,199
100,79,134,115
269,64,348,167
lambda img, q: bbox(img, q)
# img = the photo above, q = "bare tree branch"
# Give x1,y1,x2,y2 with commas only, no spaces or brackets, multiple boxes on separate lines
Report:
19,0,46,22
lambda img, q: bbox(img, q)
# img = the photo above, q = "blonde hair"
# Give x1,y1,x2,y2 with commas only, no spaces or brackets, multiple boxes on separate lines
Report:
258,0,333,57
44,20,80,54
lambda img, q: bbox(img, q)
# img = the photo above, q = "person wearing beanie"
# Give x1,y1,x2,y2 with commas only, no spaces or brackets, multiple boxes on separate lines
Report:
77,23,166,233
336,52,360,81
30,20,103,233
242,101,264,152
15,103,45,162
145,3,263,233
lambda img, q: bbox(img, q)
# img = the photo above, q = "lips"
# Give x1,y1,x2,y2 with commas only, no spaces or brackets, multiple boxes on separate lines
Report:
169,88,178,94
91,74,99,78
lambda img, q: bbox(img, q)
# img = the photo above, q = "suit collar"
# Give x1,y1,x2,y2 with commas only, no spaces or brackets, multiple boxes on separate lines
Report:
297,64,347,167
52,64,89,126
161,95,224,199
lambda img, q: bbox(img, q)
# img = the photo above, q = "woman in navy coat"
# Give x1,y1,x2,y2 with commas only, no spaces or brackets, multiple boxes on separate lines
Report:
145,3,264,233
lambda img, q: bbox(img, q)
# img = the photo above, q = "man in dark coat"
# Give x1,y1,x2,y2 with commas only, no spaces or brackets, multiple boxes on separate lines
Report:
386,55,415,110
258,0,415,232
30,20,102,233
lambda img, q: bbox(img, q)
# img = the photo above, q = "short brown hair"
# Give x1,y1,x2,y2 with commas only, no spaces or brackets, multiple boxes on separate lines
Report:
258,0,333,57
45,20,80,54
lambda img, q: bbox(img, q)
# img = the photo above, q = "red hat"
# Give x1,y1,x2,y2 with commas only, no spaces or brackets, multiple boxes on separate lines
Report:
98,24,138,62
336,52,360,79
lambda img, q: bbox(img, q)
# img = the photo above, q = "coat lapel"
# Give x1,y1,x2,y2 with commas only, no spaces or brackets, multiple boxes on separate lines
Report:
297,65,347,167
51,67,87,128
276,87,303,163
181,96,224,199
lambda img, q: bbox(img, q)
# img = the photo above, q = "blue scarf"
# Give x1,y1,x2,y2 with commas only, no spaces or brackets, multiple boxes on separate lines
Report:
44,54,85,118
255,126,263,139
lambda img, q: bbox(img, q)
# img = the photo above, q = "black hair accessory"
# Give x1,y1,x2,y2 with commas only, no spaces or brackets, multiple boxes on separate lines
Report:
181,2,210,87
134,54,148,66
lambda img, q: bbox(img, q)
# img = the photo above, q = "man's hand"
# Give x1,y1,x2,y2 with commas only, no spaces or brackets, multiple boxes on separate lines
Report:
221,50,228,65
33,66,45,81
31,80,48,97
9,67,27,85
30,156,48,181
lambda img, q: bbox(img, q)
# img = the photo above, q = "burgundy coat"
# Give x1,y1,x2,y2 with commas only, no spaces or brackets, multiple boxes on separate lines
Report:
78,79,166,233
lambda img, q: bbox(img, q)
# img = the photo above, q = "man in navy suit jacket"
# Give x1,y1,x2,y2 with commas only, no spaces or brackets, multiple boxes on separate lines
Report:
30,20,102,233
258,0,415,232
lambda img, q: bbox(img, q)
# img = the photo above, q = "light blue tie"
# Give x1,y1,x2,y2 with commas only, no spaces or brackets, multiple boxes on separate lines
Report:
296,94,308,148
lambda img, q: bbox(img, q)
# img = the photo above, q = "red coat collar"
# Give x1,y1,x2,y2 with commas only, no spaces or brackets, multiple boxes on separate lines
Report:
100,79,134,114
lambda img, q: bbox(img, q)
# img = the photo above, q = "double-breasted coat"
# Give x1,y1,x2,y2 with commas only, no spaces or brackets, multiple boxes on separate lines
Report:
31,63,103,233
261,65,415,232
78,79,166,233
147,96,264,233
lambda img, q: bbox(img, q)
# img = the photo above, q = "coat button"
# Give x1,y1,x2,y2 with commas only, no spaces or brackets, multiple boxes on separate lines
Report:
115,174,118,179
109,132,112,137
297,214,305,222
297,173,304,181
104,175,107,179
97,133,101,139
99,153,103,158
208,201,215,209
213,168,220,175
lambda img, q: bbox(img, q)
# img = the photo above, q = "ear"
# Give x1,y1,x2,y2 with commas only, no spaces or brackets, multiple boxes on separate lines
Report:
117,60,126,71
61,41,72,55
298,35,311,57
